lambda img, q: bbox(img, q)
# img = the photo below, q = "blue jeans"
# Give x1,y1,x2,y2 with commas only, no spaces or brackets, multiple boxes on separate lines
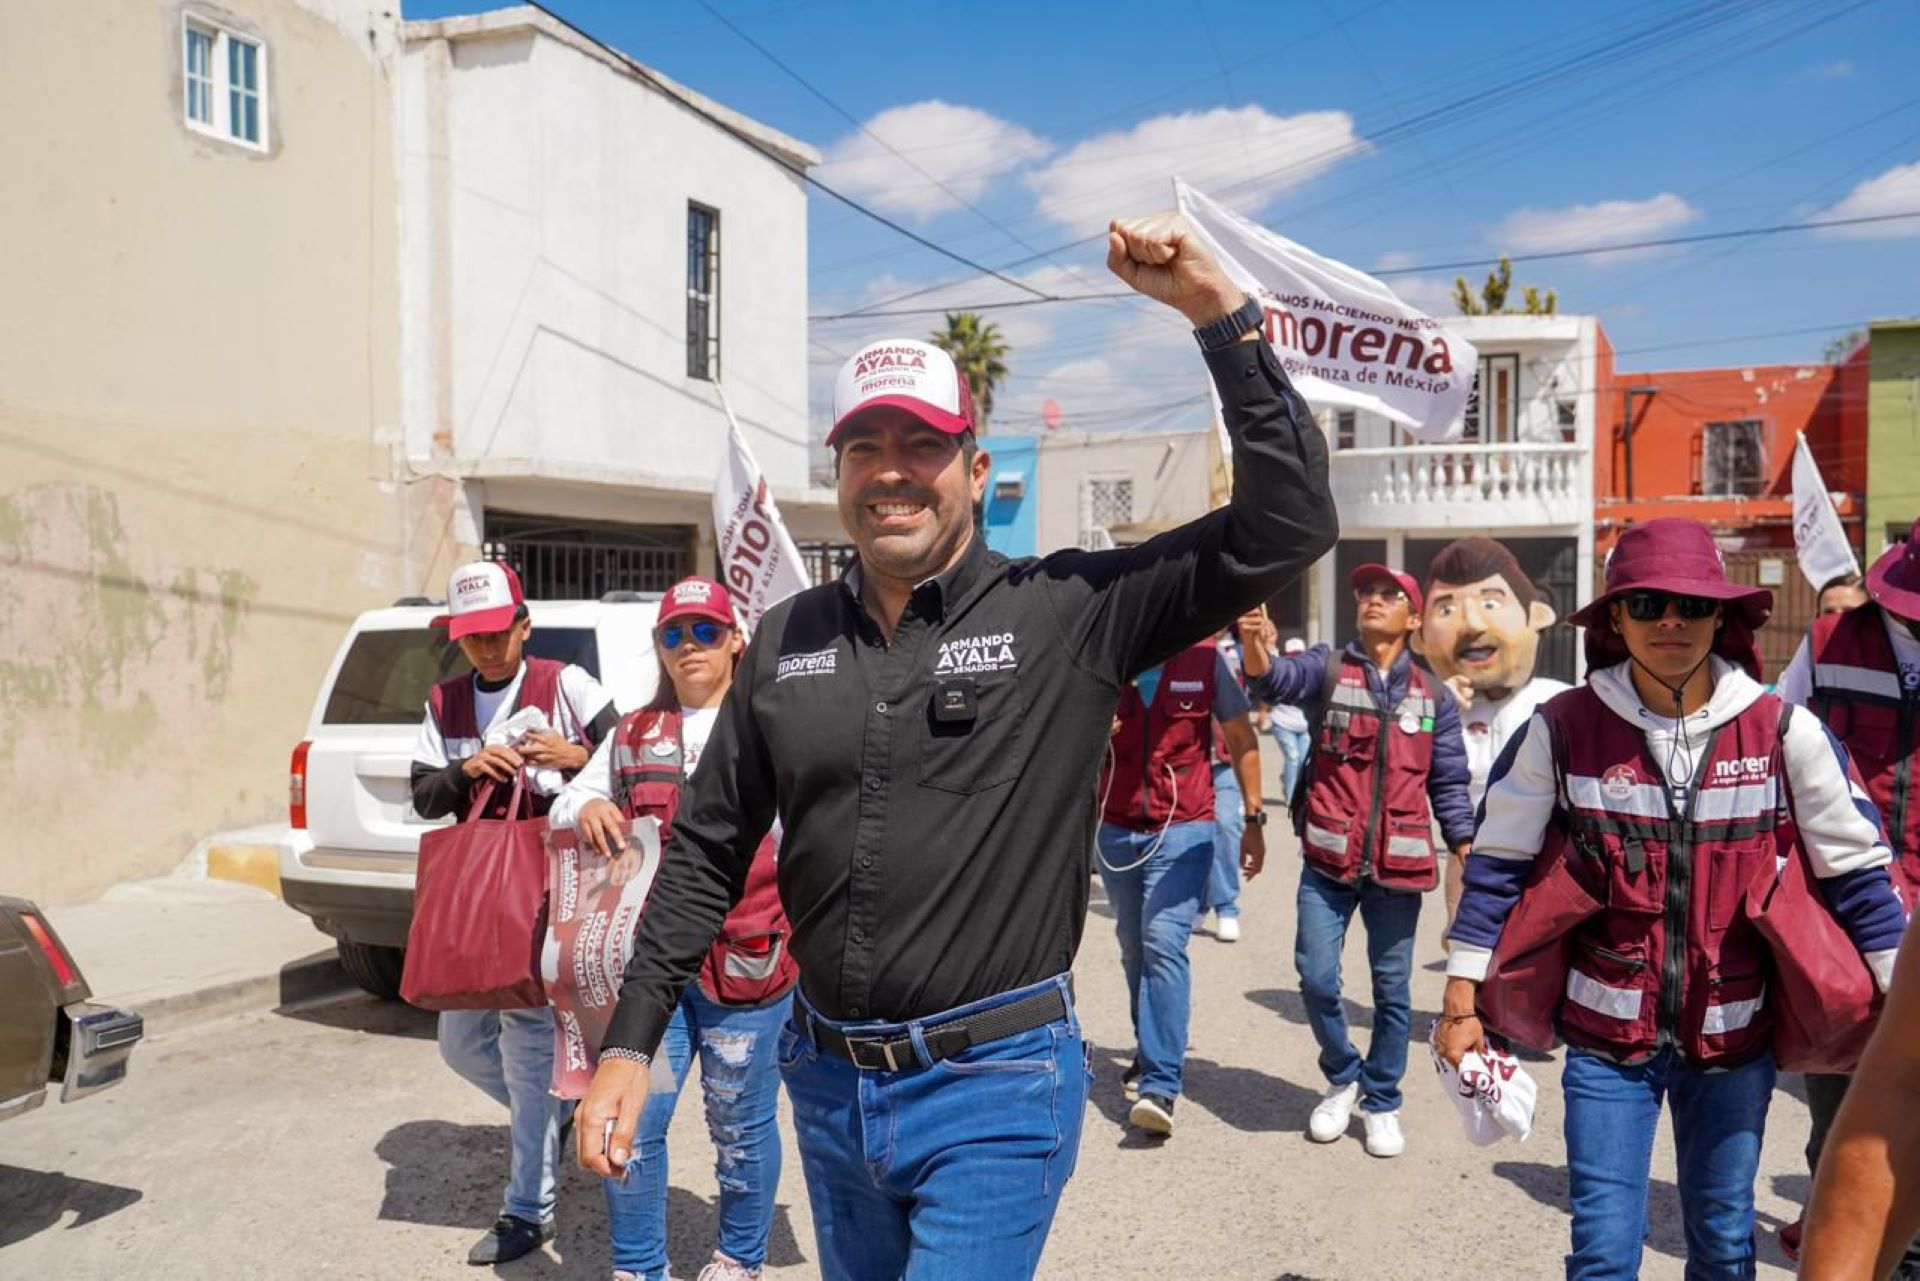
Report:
1293,866,1421,1112
779,976,1089,1281
605,985,788,1279
1270,726,1310,799
438,1005,572,1224
1562,1047,1775,1280
1204,763,1243,919
1095,819,1213,1100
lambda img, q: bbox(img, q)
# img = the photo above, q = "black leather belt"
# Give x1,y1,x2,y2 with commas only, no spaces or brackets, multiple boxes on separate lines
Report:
803,980,1072,1072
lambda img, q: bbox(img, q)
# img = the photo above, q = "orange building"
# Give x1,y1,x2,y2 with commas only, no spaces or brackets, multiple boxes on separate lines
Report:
1594,343,1869,670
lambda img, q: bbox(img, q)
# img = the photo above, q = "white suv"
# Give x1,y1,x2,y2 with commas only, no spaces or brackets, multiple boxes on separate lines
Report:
280,596,662,998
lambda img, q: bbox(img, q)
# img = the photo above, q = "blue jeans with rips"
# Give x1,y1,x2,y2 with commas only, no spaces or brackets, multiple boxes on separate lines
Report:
1293,865,1422,1113
778,976,1088,1281
604,984,789,1280
1561,1046,1775,1280
1095,819,1214,1101
437,1005,573,1225
1204,762,1244,920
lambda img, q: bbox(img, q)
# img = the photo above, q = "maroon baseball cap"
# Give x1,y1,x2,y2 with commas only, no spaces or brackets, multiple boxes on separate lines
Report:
657,577,736,628
827,339,977,447
1350,563,1423,615
1865,516,1920,620
1568,518,1772,677
431,561,525,640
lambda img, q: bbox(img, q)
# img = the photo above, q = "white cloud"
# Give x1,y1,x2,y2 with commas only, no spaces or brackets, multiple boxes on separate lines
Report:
1024,106,1365,229
1494,192,1700,259
1386,275,1458,316
1812,161,1920,239
1802,60,1855,80
1373,249,1421,271
813,101,1051,221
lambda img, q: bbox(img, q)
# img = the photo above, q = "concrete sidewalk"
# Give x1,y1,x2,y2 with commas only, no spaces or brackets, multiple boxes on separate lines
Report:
44,872,351,1037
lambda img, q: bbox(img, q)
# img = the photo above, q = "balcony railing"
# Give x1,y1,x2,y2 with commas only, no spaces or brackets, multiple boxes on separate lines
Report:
1330,442,1587,529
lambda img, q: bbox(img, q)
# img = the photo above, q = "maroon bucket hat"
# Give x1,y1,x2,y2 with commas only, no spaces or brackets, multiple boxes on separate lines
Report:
1568,518,1773,678
1865,517,1920,620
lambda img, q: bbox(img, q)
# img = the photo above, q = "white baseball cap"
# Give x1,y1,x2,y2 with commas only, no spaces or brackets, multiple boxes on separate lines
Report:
1283,637,1307,654
828,339,977,447
432,560,525,639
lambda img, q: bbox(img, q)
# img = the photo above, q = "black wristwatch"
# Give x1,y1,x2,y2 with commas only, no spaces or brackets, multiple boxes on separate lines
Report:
1244,809,1268,828
1193,294,1263,351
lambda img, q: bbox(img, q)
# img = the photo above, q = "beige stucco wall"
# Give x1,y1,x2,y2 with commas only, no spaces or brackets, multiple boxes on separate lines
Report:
1034,430,1213,553
0,0,405,903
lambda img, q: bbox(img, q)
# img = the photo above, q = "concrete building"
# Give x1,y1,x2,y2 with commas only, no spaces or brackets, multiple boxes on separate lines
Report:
1863,318,1920,555
397,6,833,596
1316,314,1605,683
0,0,406,904
1033,429,1214,555
981,435,1040,558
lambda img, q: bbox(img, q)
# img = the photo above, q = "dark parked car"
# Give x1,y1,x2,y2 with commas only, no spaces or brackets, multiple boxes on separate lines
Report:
0,897,143,1123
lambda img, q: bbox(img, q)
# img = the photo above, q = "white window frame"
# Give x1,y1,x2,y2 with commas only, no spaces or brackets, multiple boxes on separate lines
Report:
1702,419,1768,498
1080,473,1134,548
182,15,269,152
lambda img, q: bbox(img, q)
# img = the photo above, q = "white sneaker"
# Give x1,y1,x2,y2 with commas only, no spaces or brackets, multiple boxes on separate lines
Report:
1362,1109,1406,1158
1215,915,1241,943
697,1253,761,1281
1308,1081,1359,1143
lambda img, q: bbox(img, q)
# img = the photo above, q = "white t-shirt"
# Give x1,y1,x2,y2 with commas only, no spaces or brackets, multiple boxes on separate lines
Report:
1460,678,1571,808
550,704,721,828
411,662,610,797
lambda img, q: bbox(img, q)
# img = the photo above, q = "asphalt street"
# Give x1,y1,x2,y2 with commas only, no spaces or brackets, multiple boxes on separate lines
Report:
3,812,1811,1279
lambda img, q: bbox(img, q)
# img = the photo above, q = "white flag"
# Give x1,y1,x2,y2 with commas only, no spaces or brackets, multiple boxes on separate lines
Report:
1791,433,1859,591
1175,179,1477,442
711,388,810,636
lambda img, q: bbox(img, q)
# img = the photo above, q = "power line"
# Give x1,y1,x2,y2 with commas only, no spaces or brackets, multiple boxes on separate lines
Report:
810,209,1920,321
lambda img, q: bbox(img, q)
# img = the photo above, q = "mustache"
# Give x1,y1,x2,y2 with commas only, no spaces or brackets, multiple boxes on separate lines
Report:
858,486,935,508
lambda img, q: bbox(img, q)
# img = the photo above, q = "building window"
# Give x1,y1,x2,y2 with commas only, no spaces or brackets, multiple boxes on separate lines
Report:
1334,409,1357,450
1702,420,1766,497
1461,353,1520,444
687,203,720,380
1555,399,1578,443
1081,475,1133,548
183,17,267,149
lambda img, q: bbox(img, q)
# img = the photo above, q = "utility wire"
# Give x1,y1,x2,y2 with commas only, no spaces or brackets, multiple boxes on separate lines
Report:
810,209,1920,321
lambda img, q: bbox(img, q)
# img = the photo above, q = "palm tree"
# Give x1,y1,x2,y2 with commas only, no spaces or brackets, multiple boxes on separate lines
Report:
929,312,1010,434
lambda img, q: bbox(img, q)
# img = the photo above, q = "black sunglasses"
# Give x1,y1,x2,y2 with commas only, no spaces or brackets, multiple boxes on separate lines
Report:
659,620,727,650
1621,590,1718,623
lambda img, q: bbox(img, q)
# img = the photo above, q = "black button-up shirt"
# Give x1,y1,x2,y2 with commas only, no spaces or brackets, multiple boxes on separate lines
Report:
604,338,1336,1053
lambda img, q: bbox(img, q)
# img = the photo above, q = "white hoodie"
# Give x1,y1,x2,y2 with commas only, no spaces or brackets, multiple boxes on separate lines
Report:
1448,657,1903,990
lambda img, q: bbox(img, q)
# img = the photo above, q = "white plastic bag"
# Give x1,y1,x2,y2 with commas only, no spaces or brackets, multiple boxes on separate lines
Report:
1428,1021,1537,1145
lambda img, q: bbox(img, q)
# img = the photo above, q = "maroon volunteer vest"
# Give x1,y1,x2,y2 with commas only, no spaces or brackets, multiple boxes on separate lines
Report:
1493,685,1785,1067
1811,605,1920,903
429,658,566,821
1101,645,1219,831
610,708,797,1006
1297,655,1441,890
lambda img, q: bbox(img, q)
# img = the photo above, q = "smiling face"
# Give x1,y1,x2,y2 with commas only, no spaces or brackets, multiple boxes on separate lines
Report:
834,410,990,586
1421,571,1555,698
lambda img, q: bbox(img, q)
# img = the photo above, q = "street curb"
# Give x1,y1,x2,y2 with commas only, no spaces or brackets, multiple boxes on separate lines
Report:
138,947,358,1038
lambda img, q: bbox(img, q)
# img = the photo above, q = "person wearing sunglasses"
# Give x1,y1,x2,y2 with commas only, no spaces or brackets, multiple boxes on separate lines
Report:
1436,518,1907,1279
550,576,797,1281
1241,563,1476,1159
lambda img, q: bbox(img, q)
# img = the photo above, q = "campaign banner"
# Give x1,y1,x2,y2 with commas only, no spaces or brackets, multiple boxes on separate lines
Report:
543,817,663,1099
1176,178,1477,443
712,387,811,637
1792,433,1859,591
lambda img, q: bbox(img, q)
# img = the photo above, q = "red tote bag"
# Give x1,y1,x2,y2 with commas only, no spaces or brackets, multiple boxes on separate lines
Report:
1745,838,1884,1074
402,773,551,1011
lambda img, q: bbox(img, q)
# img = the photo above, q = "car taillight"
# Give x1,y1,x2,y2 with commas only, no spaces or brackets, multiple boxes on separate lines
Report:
21,912,77,988
290,740,312,830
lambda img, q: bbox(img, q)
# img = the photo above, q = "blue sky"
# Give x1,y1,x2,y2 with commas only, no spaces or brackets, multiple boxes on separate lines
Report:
409,0,1920,436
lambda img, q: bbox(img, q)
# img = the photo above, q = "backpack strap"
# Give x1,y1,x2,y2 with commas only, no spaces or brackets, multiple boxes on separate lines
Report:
1291,650,1349,814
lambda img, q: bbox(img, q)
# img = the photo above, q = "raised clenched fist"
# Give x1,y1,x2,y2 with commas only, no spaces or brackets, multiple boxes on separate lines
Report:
1106,212,1246,328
